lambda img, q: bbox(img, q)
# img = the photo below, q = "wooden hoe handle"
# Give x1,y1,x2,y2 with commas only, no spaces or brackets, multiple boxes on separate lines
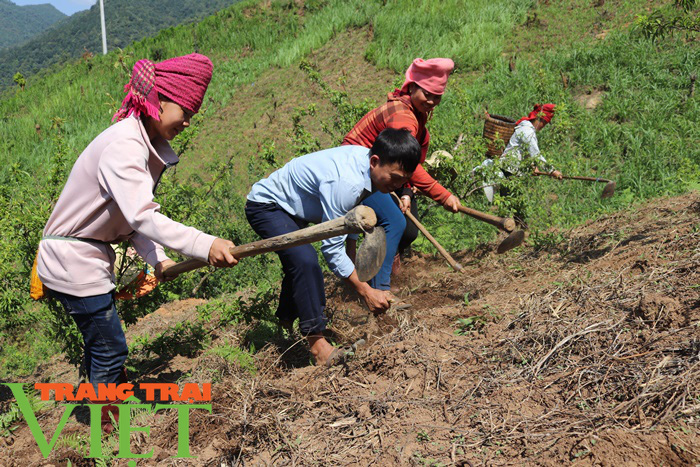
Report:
457,205,515,233
164,205,377,278
533,169,610,183
391,193,462,272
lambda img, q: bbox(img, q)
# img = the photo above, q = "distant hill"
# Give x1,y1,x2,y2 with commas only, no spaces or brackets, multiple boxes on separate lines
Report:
0,0,66,50
0,0,242,88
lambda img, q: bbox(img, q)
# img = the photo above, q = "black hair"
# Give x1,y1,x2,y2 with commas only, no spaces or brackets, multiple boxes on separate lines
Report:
369,128,421,173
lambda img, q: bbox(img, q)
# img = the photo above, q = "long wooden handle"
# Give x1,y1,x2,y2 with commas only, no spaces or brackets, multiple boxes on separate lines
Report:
391,193,462,272
457,205,515,232
534,170,610,183
164,205,377,278
564,175,610,183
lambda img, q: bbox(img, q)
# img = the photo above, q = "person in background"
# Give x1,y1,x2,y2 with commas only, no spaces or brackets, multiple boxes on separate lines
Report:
342,58,461,299
245,129,421,367
37,54,238,432
478,103,563,204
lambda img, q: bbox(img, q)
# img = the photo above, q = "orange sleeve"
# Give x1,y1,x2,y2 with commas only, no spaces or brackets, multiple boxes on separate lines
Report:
410,164,452,204
385,109,449,201
386,113,430,161
386,112,420,137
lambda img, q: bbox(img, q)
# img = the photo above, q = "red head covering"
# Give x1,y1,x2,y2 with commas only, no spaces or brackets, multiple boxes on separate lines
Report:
515,103,556,126
399,58,455,96
113,53,213,122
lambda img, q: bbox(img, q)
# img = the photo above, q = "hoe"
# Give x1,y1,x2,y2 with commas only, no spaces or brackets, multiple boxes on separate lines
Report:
390,193,525,273
164,205,386,282
534,169,616,199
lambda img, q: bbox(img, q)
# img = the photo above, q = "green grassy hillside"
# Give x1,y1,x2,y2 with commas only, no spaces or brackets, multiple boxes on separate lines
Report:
0,0,698,375
0,0,65,50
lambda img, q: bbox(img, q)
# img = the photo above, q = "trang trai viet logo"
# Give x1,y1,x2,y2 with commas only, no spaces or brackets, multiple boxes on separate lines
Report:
4,382,212,464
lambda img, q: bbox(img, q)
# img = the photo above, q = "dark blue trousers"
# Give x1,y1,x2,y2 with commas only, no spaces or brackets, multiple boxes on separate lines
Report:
362,192,408,290
50,290,128,389
245,201,327,335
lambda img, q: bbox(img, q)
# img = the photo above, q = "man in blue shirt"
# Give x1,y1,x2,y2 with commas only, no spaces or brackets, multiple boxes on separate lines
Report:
246,128,421,366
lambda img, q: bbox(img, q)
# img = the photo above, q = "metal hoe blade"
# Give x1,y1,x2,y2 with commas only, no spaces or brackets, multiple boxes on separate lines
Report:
497,230,525,254
355,226,386,282
601,181,616,199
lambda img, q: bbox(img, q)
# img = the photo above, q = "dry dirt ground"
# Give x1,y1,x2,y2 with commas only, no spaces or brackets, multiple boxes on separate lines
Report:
3,193,699,466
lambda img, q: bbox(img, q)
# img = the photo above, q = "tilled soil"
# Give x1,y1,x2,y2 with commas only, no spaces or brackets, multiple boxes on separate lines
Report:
3,193,699,465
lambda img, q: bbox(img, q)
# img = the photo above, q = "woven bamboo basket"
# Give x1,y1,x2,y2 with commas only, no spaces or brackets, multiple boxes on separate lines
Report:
483,113,516,158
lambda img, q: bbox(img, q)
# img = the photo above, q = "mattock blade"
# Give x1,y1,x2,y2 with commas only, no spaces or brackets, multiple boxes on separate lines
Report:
355,226,386,282
497,230,525,254
601,181,616,199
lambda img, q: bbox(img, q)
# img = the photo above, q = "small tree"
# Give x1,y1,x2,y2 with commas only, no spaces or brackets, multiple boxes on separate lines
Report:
636,0,699,39
13,72,26,91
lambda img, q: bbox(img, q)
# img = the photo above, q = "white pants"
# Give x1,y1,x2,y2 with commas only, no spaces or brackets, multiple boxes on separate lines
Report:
473,158,504,203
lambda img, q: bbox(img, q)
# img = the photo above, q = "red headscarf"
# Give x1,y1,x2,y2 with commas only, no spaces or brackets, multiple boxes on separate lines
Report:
399,58,455,96
113,53,213,122
515,103,556,126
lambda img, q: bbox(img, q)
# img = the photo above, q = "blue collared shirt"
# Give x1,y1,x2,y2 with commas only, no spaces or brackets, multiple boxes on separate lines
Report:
247,145,373,278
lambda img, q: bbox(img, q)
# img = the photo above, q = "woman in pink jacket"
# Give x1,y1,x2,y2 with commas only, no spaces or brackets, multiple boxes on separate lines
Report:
37,54,237,430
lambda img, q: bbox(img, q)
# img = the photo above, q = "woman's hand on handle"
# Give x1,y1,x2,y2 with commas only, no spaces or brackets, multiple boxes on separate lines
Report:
443,194,461,213
208,238,239,267
155,259,177,282
399,195,411,213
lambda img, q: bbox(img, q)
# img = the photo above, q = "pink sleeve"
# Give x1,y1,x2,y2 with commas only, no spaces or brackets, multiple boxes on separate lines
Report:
130,232,169,267
97,139,216,262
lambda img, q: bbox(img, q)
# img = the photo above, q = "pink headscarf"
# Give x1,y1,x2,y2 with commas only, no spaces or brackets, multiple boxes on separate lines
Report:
399,58,455,96
515,103,556,126
113,53,213,122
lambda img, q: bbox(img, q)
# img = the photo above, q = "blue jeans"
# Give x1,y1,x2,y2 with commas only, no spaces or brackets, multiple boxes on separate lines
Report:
362,192,407,290
245,201,327,335
51,290,128,388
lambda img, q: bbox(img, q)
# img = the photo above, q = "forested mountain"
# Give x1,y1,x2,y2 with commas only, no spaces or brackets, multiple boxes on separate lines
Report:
0,0,243,88
0,0,66,50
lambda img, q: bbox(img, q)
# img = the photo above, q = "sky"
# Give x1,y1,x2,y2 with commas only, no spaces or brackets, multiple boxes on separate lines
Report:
11,0,95,16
